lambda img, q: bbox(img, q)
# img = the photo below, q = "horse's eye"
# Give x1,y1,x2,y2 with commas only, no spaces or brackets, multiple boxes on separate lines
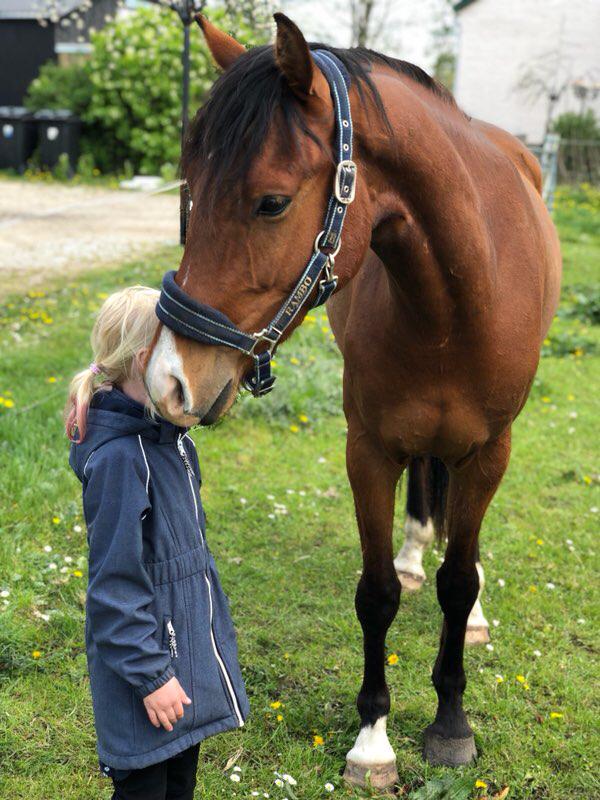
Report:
256,195,291,217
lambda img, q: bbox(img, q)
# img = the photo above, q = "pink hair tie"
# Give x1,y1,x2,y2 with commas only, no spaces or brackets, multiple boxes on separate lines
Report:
89,362,102,375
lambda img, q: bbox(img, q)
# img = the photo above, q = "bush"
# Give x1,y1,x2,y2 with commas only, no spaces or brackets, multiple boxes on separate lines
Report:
552,110,600,141
26,6,262,174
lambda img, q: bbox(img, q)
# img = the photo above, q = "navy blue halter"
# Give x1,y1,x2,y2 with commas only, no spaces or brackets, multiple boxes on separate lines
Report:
157,50,357,397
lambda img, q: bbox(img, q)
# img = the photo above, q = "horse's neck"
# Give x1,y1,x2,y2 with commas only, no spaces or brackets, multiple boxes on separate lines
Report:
358,74,493,330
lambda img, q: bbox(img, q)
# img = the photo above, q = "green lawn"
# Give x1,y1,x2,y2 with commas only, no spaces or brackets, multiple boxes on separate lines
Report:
0,188,598,800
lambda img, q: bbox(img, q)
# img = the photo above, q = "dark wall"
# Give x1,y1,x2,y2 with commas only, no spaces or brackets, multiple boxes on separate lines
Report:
0,21,56,106
55,0,118,46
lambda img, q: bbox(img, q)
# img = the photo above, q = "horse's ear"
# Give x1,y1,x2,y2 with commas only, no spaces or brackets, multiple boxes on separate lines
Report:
195,14,246,71
273,12,328,101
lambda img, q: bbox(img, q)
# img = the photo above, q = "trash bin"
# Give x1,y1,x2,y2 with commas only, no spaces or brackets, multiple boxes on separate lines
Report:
0,107,36,172
34,109,81,172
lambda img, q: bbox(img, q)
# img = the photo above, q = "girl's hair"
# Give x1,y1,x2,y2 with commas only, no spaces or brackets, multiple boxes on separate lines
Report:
65,286,160,442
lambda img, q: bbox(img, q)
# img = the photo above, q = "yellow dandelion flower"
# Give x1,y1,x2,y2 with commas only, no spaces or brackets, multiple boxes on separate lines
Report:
298,414,309,423
387,653,399,665
43,318,53,325
529,585,537,592
289,425,299,433
32,650,42,659
567,393,575,401
573,347,583,357
52,516,60,525
313,735,324,747
72,570,83,578
277,714,283,722
516,675,526,683
474,780,488,789
583,475,592,485
321,326,329,334
97,292,108,299
270,701,282,709
550,712,563,719
290,357,300,365
0,398,5,406
4,399,14,408
541,396,551,403
536,539,544,545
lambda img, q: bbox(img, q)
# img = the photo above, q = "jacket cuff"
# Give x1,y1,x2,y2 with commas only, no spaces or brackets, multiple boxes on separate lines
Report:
135,665,175,699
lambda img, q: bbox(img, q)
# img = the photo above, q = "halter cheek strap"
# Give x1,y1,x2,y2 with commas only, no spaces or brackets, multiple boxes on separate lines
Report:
156,49,357,397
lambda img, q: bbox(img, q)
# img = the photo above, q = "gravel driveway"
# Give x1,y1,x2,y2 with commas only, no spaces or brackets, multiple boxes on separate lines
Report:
0,178,179,297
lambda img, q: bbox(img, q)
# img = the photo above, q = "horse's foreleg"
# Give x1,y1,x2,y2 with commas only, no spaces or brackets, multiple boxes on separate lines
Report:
424,430,511,766
344,423,405,790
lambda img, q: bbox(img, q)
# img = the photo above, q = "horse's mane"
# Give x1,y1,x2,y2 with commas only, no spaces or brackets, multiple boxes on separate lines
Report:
182,43,455,210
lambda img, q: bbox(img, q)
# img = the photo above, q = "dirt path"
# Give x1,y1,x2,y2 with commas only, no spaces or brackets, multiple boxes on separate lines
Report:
0,178,179,297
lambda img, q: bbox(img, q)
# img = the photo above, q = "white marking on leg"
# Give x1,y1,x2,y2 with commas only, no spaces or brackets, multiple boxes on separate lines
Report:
394,516,435,579
467,562,489,630
346,717,396,766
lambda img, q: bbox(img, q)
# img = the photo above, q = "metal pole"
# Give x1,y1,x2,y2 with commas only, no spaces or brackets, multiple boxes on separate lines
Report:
179,13,192,245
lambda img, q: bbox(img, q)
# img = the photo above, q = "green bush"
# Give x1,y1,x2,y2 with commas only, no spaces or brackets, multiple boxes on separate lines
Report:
26,6,263,174
552,110,600,141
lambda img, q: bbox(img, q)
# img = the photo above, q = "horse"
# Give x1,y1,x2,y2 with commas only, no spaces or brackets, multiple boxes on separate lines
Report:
144,13,562,789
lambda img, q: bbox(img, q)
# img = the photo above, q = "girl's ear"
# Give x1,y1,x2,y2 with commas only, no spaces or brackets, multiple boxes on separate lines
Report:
273,12,329,102
136,347,150,375
196,14,246,71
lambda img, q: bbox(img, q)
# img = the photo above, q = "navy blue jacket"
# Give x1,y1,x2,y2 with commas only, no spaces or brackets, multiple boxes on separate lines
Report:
69,388,249,770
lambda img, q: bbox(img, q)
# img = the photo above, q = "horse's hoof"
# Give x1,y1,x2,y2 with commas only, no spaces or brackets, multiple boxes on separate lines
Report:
343,759,399,791
465,625,491,645
396,570,425,592
423,728,477,766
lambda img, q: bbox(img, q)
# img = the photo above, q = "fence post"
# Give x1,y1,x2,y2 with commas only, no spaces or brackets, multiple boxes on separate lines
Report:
540,133,561,212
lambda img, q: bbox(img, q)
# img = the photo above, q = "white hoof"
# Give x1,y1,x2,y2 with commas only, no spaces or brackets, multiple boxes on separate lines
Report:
345,718,398,790
394,516,434,589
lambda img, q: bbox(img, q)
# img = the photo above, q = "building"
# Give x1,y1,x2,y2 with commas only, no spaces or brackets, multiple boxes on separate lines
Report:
0,0,117,105
453,0,600,144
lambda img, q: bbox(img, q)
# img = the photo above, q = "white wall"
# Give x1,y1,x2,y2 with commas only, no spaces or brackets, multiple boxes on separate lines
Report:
454,0,600,143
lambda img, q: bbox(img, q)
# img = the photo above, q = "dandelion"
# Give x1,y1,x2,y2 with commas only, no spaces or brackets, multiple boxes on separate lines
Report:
387,653,399,665
4,399,14,408
32,650,42,659
298,413,309,423
549,712,563,719
47,376,57,383
475,779,487,789
495,674,504,683
325,783,335,792
277,714,283,722
313,734,324,747
73,570,83,578
270,701,282,709
583,475,592,485
541,396,551,403
529,585,537,593
516,675,526,684
290,357,300,366
536,538,544,545
289,425,299,433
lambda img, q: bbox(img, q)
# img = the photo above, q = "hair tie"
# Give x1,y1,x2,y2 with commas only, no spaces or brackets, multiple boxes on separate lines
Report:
89,362,102,375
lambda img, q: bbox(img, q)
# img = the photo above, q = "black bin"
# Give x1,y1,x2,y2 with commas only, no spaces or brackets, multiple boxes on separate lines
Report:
0,107,36,172
34,109,81,172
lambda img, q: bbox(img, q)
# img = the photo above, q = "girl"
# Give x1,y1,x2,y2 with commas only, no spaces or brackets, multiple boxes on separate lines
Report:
66,286,249,800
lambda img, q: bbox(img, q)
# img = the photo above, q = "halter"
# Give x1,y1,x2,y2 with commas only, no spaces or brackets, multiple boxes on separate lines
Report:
157,50,357,397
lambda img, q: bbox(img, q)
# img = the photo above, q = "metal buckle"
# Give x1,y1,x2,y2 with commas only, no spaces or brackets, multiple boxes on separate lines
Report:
334,159,357,204
248,326,280,356
313,230,342,258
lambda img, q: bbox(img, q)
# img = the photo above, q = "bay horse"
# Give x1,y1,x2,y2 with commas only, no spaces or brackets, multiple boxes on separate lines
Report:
144,13,561,789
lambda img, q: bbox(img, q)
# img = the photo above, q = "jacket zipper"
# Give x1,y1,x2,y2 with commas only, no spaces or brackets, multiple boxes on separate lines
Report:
176,434,244,727
167,620,178,659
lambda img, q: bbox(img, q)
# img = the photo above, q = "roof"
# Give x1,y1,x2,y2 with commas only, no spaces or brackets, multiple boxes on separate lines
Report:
454,0,479,10
0,0,82,20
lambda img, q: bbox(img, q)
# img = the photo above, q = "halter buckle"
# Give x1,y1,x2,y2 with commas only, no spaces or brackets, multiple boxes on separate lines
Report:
335,159,357,205
248,326,280,356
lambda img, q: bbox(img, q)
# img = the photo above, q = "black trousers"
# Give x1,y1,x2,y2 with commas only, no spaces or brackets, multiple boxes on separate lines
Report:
109,744,200,800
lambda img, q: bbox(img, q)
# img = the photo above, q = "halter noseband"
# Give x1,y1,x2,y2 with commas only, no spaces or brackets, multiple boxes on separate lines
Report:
157,50,357,397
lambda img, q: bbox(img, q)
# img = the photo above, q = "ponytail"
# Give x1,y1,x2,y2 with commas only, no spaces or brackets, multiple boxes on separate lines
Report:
65,364,102,443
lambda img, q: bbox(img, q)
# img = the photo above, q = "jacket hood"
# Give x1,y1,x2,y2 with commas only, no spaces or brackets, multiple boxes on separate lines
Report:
69,387,185,480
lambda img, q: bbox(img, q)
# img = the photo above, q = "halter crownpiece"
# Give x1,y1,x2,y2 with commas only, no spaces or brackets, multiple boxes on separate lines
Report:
157,50,357,397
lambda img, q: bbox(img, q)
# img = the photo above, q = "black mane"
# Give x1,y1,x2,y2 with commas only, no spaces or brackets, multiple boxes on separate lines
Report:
182,43,454,209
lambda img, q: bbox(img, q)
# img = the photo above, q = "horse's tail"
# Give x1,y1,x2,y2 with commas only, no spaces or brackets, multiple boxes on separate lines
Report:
405,456,449,546
428,456,449,546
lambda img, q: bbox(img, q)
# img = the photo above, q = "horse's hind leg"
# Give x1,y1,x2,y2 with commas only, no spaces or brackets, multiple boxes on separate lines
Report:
424,431,511,766
394,457,435,591
344,421,405,790
396,458,491,644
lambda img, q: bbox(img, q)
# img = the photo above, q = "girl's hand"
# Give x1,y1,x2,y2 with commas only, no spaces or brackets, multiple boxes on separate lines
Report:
143,676,192,731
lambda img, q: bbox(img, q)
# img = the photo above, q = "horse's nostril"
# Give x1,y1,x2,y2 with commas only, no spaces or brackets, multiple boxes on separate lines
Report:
173,377,185,407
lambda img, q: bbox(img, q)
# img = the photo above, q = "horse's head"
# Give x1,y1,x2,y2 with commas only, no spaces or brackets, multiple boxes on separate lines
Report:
145,13,373,425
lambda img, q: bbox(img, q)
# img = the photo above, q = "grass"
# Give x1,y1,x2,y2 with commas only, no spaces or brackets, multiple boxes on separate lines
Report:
0,188,598,800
